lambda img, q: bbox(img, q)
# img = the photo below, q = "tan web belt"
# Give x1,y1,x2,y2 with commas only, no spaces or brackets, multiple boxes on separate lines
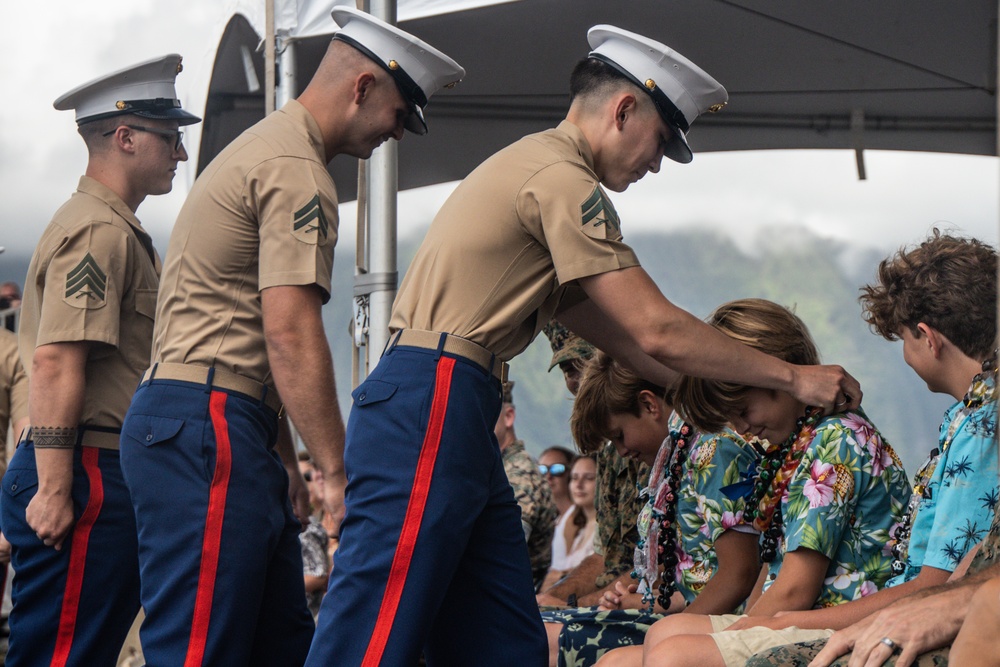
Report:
141,362,282,414
388,329,509,384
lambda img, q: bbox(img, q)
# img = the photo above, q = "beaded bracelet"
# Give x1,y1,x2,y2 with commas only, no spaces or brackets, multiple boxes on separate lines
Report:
32,426,78,449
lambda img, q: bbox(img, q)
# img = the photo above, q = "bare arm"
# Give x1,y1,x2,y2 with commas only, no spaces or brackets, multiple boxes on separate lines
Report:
572,267,862,412
537,552,604,604
767,564,951,631
811,560,1000,667
27,341,90,550
743,548,830,619
684,529,761,615
262,285,346,535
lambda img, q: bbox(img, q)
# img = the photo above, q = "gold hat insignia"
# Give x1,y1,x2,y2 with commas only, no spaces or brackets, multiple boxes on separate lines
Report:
115,100,127,110
176,58,184,74
707,102,727,113
444,81,458,89
388,60,399,70
644,78,656,90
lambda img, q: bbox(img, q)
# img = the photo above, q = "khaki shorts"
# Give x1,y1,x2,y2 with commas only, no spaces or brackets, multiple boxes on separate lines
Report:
707,614,835,667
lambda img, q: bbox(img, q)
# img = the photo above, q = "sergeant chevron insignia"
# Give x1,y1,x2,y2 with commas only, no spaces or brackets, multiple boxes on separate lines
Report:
64,253,108,307
580,186,620,235
291,194,329,244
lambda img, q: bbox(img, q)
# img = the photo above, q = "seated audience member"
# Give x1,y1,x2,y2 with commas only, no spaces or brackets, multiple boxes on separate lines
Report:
544,454,599,590
540,446,576,515
297,453,330,619
740,231,999,666
543,353,761,666
497,380,559,590
602,298,911,667
537,322,651,609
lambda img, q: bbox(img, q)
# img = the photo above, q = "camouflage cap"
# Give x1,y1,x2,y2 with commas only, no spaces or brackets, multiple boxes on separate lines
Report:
542,320,596,372
501,380,515,404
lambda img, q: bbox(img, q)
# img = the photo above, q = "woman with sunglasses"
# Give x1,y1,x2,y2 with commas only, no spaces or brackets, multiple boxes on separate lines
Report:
539,446,576,515
543,455,599,590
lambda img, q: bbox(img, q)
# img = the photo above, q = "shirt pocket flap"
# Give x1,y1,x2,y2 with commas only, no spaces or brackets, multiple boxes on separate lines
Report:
352,380,398,407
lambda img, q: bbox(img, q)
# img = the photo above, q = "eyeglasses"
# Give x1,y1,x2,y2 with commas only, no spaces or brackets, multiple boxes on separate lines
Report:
103,124,184,151
538,463,567,477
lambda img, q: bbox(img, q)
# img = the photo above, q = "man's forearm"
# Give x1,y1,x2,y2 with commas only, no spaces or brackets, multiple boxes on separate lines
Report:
263,287,345,478
543,553,604,600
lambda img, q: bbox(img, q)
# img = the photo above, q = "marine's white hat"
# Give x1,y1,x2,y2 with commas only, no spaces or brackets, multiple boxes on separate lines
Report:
53,54,201,126
332,7,465,135
588,26,727,164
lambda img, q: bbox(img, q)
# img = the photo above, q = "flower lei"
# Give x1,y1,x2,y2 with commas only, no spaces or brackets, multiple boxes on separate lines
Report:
747,406,823,562
630,421,693,610
889,352,997,576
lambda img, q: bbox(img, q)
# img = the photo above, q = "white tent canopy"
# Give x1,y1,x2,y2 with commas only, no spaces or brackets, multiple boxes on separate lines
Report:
194,0,998,377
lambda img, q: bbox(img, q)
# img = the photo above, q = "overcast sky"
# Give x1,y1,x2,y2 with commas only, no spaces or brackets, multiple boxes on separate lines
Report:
2,0,997,268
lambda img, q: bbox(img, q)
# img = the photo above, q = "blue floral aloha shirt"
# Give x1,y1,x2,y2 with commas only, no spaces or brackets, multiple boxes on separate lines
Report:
888,371,998,585
762,408,912,607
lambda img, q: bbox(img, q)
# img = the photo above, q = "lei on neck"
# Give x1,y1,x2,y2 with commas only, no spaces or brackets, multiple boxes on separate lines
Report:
746,406,823,562
890,352,997,576
630,420,693,610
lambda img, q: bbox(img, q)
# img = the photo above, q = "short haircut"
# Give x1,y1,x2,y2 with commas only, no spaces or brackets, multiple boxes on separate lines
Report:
77,116,127,155
540,446,576,463
571,351,667,454
569,57,643,106
675,299,820,433
859,229,997,360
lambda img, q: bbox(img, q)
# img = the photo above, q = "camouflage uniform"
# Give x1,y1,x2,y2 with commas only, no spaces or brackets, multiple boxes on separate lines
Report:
746,496,1000,667
594,442,649,588
502,439,558,589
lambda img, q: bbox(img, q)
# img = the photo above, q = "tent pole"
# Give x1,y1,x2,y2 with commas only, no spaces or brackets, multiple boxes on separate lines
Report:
264,0,275,115
362,0,400,373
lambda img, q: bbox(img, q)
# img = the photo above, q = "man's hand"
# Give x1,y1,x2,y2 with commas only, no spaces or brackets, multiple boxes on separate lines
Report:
287,467,311,529
791,365,863,414
0,531,12,564
25,488,75,551
321,468,346,538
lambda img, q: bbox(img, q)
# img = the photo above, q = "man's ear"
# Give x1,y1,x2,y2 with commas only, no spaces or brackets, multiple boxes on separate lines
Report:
916,322,946,358
108,125,137,154
612,93,638,131
353,72,377,105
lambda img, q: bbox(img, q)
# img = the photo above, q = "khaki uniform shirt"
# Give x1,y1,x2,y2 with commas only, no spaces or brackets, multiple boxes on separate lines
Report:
0,328,28,456
391,121,640,360
152,100,337,386
502,439,558,588
19,176,161,435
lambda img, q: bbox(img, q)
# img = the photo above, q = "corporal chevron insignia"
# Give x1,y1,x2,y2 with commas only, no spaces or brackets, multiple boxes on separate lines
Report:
64,253,108,306
291,194,329,244
580,186,620,235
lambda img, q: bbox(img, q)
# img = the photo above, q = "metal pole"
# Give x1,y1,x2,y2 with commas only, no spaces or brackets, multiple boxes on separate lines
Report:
364,0,399,368
276,35,298,110
264,0,275,115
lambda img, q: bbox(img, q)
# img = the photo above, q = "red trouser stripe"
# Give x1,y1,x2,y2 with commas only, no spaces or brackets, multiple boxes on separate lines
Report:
361,356,456,667
184,391,233,667
50,447,104,667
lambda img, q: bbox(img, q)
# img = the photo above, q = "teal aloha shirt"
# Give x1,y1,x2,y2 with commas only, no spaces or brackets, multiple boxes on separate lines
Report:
763,408,912,607
672,413,761,601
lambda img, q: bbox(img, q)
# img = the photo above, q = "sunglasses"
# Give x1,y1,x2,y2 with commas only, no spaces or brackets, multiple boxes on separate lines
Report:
103,124,184,151
538,463,567,477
